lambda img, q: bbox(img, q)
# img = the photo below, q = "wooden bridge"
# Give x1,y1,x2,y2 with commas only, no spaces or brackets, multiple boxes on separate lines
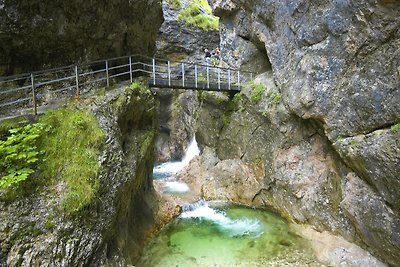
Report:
0,55,253,116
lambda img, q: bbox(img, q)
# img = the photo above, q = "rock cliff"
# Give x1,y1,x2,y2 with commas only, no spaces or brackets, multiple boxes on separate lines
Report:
0,85,159,266
175,0,400,266
0,0,163,75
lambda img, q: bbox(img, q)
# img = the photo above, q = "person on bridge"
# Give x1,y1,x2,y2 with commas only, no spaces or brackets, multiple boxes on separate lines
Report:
204,48,212,64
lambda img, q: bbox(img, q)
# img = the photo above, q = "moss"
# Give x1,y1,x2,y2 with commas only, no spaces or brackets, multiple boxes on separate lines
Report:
140,130,155,158
390,122,400,134
249,81,265,103
267,91,282,105
44,215,55,230
167,0,181,10
37,109,105,215
177,0,219,31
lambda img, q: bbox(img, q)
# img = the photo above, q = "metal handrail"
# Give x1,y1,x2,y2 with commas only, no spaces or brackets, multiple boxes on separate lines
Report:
0,54,254,116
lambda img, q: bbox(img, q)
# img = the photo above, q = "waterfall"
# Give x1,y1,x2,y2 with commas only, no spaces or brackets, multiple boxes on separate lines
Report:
153,135,199,179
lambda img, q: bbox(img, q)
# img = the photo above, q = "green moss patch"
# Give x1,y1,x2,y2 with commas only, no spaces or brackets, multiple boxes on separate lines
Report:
38,109,105,215
177,0,219,31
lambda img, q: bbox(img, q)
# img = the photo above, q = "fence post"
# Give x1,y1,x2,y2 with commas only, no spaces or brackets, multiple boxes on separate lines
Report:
168,61,171,86
182,63,185,87
31,73,37,115
152,58,156,85
218,68,220,90
206,66,209,88
106,60,109,87
228,69,231,90
75,66,80,98
129,56,133,83
195,65,198,88
237,70,240,90
250,72,253,81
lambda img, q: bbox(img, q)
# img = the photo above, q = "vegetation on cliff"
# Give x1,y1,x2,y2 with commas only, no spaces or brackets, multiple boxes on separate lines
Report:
0,109,105,214
175,0,219,31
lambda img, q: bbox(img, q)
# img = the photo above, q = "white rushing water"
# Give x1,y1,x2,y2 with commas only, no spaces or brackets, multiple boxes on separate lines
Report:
180,200,264,238
153,136,200,193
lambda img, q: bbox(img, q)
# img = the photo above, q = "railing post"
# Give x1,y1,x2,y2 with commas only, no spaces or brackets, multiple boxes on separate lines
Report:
228,69,231,90
31,73,37,115
237,70,240,90
152,58,156,85
75,66,80,98
206,66,209,88
168,61,171,86
195,65,198,88
218,68,220,90
129,56,133,83
182,63,185,87
106,60,109,87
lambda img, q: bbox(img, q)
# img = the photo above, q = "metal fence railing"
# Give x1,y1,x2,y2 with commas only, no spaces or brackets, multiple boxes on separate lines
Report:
0,55,253,116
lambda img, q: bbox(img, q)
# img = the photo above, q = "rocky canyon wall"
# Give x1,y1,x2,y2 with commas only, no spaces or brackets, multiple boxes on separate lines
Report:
0,0,163,75
185,0,400,265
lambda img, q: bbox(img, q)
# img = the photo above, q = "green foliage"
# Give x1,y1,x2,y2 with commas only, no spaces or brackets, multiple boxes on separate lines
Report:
198,73,206,83
250,81,265,103
130,81,152,97
267,91,282,105
391,123,400,134
177,0,219,31
0,123,44,189
167,0,182,9
38,109,105,215
130,81,142,91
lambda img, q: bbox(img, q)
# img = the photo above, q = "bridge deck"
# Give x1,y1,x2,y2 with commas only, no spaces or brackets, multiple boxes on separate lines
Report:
148,79,240,92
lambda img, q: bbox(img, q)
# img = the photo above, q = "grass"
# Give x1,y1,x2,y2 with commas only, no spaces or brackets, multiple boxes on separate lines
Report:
38,109,105,215
177,0,219,31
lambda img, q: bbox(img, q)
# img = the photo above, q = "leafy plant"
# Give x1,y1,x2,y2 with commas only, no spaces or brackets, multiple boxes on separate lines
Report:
177,0,219,31
0,123,45,189
250,81,265,103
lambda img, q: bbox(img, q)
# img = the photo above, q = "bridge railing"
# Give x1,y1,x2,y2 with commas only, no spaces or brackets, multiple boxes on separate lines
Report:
149,57,253,91
0,55,254,116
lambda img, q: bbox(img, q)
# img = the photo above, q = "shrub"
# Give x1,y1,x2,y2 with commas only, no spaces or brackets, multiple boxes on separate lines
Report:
0,123,44,189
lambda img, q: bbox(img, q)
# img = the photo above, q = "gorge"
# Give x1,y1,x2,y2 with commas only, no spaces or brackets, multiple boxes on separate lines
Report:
0,0,399,266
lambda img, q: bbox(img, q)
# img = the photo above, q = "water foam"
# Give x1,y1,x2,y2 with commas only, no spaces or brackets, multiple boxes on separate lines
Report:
163,181,190,193
153,136,200,180
180,201,264,237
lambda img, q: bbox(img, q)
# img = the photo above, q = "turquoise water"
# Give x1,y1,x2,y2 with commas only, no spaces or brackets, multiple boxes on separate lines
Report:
136,203,320,267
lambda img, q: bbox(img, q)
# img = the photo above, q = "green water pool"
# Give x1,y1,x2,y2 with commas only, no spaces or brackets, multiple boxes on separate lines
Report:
136,203,321,267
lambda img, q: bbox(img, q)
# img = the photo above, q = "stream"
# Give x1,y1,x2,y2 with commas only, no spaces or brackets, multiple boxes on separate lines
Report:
142,136,321,266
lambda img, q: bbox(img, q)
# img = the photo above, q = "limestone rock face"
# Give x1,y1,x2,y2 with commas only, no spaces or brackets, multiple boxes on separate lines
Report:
0,0,163,75
195,1,400,265
153,0,220,162
0,86,159,266
211,0,400,140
